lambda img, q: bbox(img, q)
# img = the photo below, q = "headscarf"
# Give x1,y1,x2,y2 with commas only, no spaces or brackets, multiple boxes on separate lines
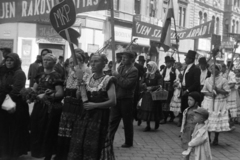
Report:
209,63,222,73
74,48,85,62
5,53,21,71
43,53,57,64
146,61,158,77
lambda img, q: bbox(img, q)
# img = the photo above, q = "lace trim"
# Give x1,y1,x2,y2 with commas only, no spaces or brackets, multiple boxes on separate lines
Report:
86,74,110,92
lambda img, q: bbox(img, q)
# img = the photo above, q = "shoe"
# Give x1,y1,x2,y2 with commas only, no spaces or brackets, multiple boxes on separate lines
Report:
144,126,151,132
121,144,133,148
155,122,159,130
159,120,166,124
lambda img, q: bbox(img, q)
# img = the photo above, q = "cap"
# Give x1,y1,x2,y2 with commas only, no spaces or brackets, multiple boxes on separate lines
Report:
194,108,209,120
186,50,197,60
188,91,201,104
198,57,207,65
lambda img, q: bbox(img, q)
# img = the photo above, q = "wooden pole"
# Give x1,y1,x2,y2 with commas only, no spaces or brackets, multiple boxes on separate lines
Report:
173,14,180,62
110,0,116,71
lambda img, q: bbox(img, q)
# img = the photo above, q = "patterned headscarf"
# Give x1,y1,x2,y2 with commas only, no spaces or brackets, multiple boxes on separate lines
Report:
43,53,57,64
147,61,158,76
209,63,222,72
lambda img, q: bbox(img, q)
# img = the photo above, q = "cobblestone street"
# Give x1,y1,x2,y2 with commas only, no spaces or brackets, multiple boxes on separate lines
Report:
20,119,240,160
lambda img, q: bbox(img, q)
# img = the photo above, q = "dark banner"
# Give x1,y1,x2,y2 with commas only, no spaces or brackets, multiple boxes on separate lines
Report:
132,18,214,41
0,0,110,24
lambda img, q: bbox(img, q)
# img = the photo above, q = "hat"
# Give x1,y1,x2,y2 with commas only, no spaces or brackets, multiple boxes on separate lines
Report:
138,56,145,62
170,57,175,63
198,57,207,65
188,91,201,104
121,51,135,59
186,50,197,60
194,108,209,120
165,56,171,63
116,52,123,58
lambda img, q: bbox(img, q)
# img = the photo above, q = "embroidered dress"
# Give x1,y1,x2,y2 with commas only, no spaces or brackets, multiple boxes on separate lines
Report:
223,71,238,118
56,69,90,160
68,74,115,160
201,76,230,132
170,80,181,113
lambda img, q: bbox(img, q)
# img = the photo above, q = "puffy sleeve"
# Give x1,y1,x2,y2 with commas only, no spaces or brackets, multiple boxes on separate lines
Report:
222,78,231,93
103,76,117,91
228,71,236,84
53,72,64,86
10,70,26,95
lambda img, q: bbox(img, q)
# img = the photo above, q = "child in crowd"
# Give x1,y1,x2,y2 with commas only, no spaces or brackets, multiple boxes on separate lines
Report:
170,79,181,115
180,92,201,154
182,108,212,160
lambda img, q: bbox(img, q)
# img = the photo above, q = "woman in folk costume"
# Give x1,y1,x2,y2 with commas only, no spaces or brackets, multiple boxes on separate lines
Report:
222,63,239,125
201,63,230,145
68,53,116,160
55,49,91,160
138,61,163,131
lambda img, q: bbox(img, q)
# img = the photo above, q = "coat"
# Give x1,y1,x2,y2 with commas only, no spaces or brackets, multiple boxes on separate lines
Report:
28,62,40,87
188,123,212,160
116,64,138,99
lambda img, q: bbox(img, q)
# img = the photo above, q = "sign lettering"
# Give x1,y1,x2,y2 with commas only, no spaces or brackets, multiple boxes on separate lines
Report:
132,18,214,41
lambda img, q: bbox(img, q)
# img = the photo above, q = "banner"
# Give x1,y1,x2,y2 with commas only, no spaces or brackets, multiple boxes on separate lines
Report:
132,18,214,41
0,0,110,24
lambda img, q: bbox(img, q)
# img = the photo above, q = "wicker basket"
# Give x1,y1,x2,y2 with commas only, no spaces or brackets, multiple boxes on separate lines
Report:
151,89,168,101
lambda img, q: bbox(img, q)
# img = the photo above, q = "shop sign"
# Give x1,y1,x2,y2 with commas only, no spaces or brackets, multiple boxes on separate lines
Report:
198,38,211,51
36,24,65,44
0,39,13,51
0,0,111,24
87,44,99,53
132,18,214,41
115,26,132,43
132,36,150,46
222,41,234,49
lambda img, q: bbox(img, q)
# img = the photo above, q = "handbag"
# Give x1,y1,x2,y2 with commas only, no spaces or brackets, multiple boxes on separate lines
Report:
1,94,16,111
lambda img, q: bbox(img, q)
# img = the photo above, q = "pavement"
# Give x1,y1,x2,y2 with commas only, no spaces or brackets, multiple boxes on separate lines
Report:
19,118,240,160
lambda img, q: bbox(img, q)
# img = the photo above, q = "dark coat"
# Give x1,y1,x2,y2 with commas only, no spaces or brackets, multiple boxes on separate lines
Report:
28,62,40,87
182,64,201,92
116,64,138,99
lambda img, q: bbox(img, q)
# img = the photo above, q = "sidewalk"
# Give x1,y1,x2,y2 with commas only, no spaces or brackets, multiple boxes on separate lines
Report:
114,121,240,160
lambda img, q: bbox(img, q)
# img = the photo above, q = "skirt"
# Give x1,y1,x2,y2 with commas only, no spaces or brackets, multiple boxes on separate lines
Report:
170,89,181,113
56,96,83,160
202,96,230,132
138,92,163,122
68,109,114,160
227,89,238,118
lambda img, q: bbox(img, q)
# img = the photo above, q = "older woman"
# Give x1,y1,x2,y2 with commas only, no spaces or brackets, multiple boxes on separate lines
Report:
55,49,91,160
30,53,64,160
68,53,116,160
138,61,163,131
201,63,230,145
0,53,29,160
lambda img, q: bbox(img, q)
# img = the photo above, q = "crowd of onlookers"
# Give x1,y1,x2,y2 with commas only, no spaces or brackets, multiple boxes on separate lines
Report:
0,47,240,160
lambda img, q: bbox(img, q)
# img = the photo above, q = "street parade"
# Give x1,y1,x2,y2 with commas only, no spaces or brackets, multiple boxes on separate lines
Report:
1,0,240,160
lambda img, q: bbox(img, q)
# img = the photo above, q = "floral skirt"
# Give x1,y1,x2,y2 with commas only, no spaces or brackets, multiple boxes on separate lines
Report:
138,92,163,122
202,96,230,132
68,109,115,160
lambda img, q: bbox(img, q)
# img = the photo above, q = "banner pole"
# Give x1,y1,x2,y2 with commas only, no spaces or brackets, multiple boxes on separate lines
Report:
110,0,116,71
173,14,180,62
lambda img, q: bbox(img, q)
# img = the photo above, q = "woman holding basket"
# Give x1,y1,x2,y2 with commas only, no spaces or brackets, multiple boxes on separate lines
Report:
138,61,163,131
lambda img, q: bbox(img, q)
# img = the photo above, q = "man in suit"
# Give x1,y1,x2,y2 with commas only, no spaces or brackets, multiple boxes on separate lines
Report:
116,52,123,70
54,56,65,80
179,50,201,126
28,55,42,87
110,51,138,148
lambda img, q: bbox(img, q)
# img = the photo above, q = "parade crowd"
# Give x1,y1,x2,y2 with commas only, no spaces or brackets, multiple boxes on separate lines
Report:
0,47,240,160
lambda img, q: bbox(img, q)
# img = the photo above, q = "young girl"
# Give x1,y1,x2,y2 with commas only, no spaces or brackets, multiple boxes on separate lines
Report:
170,79,181,115
182,108,212,160
181,92,201,153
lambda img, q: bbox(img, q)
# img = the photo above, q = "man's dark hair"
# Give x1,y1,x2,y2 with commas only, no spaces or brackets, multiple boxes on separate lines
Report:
59,56,64,60
41,49,52,56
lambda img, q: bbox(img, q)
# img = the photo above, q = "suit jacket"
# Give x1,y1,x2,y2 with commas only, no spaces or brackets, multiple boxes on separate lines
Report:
134,62,144,80
28,62,40,87
182,64,201,92
54,63,65,80
116,64,138,99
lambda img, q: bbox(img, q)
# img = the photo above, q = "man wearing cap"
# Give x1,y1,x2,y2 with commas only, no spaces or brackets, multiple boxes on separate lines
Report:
54,56,65,80
179,50,201,126
198,57,211,90
28,55,42,87
138,55,147,73
110,51,138,148
161,56,178,124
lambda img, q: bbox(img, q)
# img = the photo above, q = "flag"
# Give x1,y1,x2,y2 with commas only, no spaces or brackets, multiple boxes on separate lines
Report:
160,0,178,52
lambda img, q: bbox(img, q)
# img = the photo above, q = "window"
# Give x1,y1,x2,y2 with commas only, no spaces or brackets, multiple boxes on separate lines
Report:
204,13,207,23
149,0,156,17
178,6,186,27
199,11,203,25
216,17,220,34
232,20,235,33
225,19,229,33
114,0,120,10
212,16,216,33
134,0,141,15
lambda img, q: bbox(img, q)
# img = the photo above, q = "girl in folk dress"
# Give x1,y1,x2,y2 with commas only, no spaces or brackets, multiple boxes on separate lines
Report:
68,54,116,160
201,64,230,145
170,79,181,114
